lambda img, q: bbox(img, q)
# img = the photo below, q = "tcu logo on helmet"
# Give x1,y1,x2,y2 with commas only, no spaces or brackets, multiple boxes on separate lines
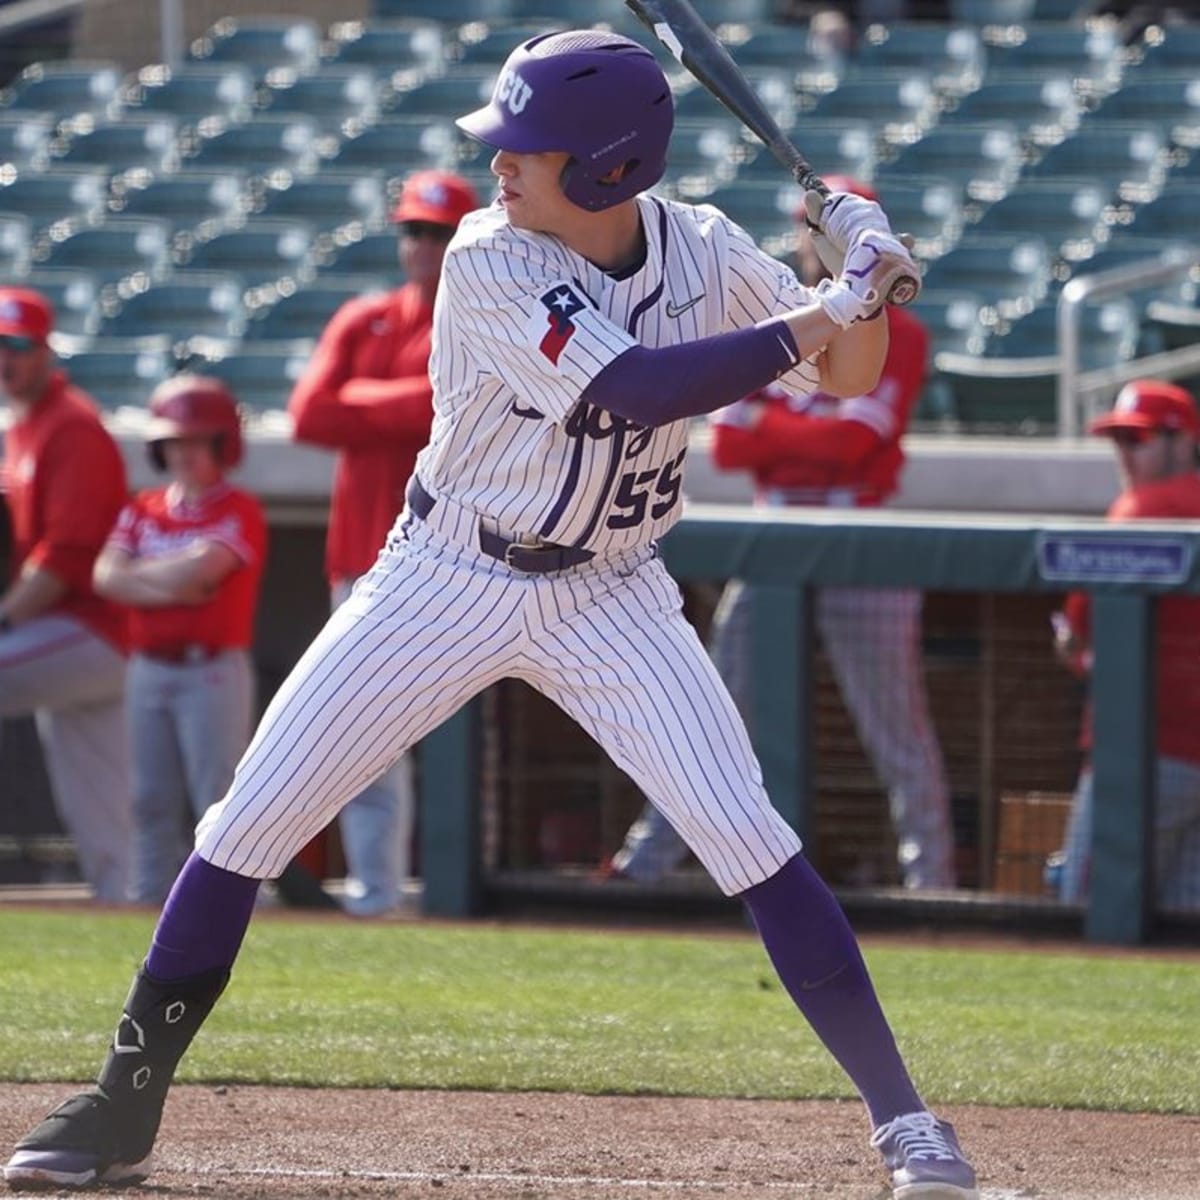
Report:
496,68,533,116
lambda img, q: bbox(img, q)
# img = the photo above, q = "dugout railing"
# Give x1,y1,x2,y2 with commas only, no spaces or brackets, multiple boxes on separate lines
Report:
420,506,1200,946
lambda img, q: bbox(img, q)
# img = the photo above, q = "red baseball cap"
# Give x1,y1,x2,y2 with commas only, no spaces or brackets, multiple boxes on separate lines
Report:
0,287,54,344
391,169,480,228
1089,379,1199,438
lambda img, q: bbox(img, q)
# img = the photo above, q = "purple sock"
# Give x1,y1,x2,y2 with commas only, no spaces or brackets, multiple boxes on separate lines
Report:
742,854,923,1128
145,852,260,981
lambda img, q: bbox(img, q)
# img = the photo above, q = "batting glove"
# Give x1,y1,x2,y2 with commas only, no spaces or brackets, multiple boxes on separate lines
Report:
803,189,894,275
815,230,921,329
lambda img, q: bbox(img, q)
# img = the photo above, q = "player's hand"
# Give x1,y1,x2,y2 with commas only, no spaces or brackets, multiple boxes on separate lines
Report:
815,231,921,329
803,190,893,275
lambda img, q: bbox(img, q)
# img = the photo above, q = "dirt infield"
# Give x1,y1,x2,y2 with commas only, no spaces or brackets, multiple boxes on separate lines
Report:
3,1083,1199,1199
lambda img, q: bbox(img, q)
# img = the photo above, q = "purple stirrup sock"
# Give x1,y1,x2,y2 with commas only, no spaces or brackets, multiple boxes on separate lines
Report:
742,854,923,1128
145,852,260,981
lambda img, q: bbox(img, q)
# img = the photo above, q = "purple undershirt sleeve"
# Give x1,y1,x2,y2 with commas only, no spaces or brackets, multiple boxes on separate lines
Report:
580,318,801,428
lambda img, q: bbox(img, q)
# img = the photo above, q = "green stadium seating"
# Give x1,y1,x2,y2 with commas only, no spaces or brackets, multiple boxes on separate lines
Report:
318,229,403,277
688,0,775,23
99,272,248,352
259,68,386,138
188,17,322,83
57,340,174,409
50,116,180,177
809,72,939,143
733,120,876,186
327,116,461,173
389,71,499,118
661,119,743,192
33,216,174,289
0,113,54,169
0,213,31,278
920,235,1053,320
1092,79,1200,151
855,24,985,97
1026,121,1169,203
721,24,843,89
875,122,1023,202
941,75,1080,145
453,22,566,66
198,343,314,411
673,69,798,130
969,179,1111,262
1133,24,1200,75
373,0,509,20
117,63,256,128
504,0,626,19
909,290,991,356
243,275,391,342
983,23,1124,94
180,115,321,176
21,268,104,339
254,170,389,234
1145,298,1200,352
950,0,1035,21
700,179,803,242
324,20,447,84
874,176,964,258
0,168,110,233
108,170,248,232
0,61,122,126
175,218,317,289
1126,182,1200,238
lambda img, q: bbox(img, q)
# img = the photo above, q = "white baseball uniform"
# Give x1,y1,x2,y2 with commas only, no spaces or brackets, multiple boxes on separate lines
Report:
197,195,821,896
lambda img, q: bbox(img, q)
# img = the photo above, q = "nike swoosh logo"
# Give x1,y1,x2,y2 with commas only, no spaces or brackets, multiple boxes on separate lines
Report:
665,294,704,319
511,402,544,419
798,963,849,991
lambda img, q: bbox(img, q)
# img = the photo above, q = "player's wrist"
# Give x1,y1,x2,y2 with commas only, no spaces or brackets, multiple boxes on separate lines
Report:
814,278,876,330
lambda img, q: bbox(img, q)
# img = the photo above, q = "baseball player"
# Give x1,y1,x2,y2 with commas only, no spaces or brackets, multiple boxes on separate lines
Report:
604,177,956,891
1052,379,1200,911
93,376,267,906
0,286,131,903
5,32,977,1200
288,169,479,917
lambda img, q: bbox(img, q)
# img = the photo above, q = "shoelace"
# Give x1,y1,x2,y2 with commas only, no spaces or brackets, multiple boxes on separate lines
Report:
870,1112,957,1162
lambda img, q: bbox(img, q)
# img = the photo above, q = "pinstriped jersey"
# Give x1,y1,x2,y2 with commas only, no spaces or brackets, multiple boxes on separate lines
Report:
415,193,823,554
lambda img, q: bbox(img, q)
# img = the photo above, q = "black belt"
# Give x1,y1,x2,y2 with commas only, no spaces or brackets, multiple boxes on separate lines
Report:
407,478,595,574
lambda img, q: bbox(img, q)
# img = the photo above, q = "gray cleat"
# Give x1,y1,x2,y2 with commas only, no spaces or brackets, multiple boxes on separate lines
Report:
870,1110,979,1199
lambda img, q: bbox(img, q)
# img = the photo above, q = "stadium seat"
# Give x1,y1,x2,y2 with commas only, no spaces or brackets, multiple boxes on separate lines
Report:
661,119,743,192
731,119,876,186
673,69,797,130
175,219,318,290
389,71,499,118
324,20,447,86
373,0,509,20
21,268,104,339
243,275,391,342
969,180,1111,262
0,61,122,126
0,213,32,278
254,170,389,235
1092,79,1200,151
327,116,461,173
98,272,248,353
196,343,313,411
950,0,1035,21
108,170,248,233
1025,121,1169,203
875,122,1023,202
874,177,964,258
920,235,1053,320
1133,23,1200,75
1145,298,1200,351
999,296,1138,364
0,113,54,170
855,24,985,97
700,179,804,242
1126,182,1200,238
180,115,321,176
117,63,256,128
317,230,403,278
188,17,322,83
453,22,567,66
909,289,990,356
984,23,1125,94
50,116,180,177
720,25,844,96
809,73,939,143
941,75,1080,146
0,168,110,234
259,68,386,138
57,340,174,409
688,0,776,23
504,0,627,20
33,216,174,289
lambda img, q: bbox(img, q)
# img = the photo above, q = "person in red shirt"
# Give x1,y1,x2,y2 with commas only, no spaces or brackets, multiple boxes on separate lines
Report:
605,178,955,890
0,287,132,902
93,376,267,905
288,168,480,916
1052,379,1200,911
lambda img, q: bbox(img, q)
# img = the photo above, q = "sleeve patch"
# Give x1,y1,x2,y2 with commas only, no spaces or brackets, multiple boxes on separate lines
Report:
533,283,587,366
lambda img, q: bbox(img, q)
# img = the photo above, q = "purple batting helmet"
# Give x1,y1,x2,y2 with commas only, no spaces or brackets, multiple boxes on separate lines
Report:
456,29,673,213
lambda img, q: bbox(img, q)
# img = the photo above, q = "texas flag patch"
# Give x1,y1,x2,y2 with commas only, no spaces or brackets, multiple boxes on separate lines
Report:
536,284,586,365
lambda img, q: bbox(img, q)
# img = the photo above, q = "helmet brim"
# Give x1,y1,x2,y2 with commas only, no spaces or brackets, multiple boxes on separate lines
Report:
455,105,564,154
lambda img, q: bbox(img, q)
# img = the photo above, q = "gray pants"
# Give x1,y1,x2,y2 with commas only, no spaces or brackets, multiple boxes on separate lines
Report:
128,649,255,904
332,578,416,916
615,583,955,889
0,614,130,901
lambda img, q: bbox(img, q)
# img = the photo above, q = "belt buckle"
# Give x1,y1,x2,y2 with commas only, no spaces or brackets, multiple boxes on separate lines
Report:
503,541,528,571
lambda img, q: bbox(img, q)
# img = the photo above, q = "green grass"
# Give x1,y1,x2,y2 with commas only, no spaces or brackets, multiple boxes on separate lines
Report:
0,910,1196,1114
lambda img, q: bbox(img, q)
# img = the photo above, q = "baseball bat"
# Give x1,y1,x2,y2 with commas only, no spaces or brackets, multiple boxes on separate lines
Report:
623,0,920,306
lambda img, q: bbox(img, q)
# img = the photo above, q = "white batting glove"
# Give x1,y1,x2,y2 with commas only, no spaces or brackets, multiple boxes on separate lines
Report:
803,189,894,275
815,230,921,329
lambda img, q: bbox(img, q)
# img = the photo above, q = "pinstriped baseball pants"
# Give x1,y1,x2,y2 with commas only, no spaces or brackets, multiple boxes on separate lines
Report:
197,516,802,895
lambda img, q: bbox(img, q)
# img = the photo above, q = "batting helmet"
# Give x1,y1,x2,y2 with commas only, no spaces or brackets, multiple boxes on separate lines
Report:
145,374,243,471
455,29,673,212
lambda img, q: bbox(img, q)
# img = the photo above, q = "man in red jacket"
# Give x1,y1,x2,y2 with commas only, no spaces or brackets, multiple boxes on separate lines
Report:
0,287,132,901
288,168,480,915
605,178,956,890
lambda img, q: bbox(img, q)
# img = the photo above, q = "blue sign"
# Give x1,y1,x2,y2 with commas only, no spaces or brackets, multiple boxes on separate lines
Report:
1037,534,1192,585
